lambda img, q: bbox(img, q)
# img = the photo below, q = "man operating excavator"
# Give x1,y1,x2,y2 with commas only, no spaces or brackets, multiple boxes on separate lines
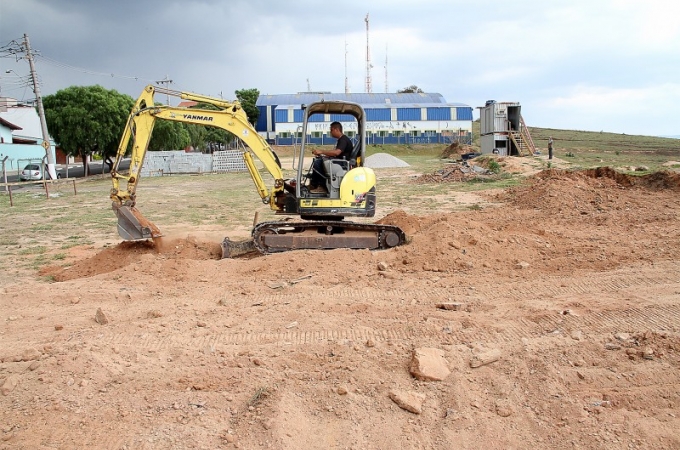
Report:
308,121,354,193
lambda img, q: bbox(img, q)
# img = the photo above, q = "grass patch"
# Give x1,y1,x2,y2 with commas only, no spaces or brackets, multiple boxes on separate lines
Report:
18,246,47,255
246,386,270,408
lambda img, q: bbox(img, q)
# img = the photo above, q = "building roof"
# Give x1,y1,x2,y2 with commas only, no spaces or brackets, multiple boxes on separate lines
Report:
178,100,198,108
0,105,47,140
0,116,22,131
257,92,466,107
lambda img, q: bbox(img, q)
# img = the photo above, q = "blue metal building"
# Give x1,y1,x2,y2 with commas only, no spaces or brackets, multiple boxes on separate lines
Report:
255,92,473,146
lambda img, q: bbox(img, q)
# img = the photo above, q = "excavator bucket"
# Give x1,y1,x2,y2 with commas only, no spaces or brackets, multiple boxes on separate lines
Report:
113,205,162,241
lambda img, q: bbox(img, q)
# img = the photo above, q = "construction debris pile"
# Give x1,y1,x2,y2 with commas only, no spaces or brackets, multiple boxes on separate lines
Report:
413,161,493,184
439,142,476,159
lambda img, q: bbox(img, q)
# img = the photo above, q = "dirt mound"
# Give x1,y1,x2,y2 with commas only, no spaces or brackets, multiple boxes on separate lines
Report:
40,236,221,281
440,142,475,158
535,167,680,190
377,209,424,236
495,167,680,213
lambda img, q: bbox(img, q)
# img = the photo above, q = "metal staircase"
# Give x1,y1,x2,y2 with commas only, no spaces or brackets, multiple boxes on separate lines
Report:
509,116,536,156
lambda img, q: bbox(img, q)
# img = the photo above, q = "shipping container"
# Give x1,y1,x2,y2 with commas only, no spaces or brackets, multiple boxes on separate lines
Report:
480,102,521,135
481,133,509,155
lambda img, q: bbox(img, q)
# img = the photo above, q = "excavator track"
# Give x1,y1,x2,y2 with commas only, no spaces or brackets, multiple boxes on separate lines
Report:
249,220,406,255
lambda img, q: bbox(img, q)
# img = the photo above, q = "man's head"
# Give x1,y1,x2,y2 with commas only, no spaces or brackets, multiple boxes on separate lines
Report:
330,121,343,138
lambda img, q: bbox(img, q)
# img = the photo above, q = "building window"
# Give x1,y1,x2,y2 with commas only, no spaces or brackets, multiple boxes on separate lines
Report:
424,130,436,137
393,131,403,137
410,131,420,137
346,131,356,138
279,132,291,138
295,132,302,138
378,131,388,137
312,132,322,138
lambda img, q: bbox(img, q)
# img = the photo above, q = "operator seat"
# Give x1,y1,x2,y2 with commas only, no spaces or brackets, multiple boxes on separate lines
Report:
323,142,361,199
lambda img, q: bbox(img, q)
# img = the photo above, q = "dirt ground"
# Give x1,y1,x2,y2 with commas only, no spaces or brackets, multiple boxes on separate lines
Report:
2,157,680,449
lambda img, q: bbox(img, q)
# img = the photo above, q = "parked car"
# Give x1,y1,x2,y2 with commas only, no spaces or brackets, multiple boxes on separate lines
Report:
20,164,43,181
19,164,64,181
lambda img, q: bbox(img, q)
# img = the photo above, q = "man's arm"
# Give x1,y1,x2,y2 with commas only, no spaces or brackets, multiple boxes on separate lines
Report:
312,148,342,158
312,147,343,157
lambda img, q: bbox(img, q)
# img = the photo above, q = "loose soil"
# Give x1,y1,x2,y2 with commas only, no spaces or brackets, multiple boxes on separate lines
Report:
2,164,680,449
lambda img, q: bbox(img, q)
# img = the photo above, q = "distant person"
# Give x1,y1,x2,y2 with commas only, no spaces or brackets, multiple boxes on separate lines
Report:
548,136,554,160
308,121,354,193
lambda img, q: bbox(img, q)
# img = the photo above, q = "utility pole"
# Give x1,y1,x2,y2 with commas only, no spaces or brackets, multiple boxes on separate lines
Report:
23,34,56,180
155,75,173,104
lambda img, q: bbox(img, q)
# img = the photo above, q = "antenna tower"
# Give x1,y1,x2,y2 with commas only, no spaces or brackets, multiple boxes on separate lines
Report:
344,40,350,94
364,13,373,93
384,44,389,93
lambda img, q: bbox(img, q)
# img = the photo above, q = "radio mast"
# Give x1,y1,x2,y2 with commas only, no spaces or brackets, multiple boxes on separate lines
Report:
384,44,389,93
364,13,373,93
344,40,350,94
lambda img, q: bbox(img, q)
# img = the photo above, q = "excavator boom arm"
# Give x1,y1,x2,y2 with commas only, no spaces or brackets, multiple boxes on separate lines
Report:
110,85,284,240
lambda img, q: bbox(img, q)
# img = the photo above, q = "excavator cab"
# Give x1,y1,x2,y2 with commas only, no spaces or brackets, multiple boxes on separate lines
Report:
288,101,377,219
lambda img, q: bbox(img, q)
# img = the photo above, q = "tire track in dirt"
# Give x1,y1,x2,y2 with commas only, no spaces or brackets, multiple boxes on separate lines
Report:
89,303,680,352
97,327,415,352
71,262,680,351
247,261,680,305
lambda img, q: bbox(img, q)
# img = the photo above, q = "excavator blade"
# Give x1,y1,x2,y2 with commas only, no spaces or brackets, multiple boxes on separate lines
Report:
113,205,162,241
220,237,257,259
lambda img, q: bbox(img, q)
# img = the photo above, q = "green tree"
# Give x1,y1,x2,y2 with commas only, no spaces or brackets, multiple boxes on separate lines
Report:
182,102,234,152
235,88,260,125
43,85,134,175
148,117,191,151
398,85,424,93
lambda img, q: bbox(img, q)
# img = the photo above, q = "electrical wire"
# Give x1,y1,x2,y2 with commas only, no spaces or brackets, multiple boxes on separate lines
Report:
36,55,158,84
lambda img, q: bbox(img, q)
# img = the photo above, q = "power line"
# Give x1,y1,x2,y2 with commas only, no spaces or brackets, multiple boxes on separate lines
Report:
2,38,168,92
36,54,158,84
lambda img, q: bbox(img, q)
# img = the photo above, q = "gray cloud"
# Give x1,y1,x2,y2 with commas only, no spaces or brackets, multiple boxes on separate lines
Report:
1,0,679,135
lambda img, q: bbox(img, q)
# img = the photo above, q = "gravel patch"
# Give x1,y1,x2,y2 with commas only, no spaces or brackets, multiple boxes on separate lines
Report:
364,153,410,168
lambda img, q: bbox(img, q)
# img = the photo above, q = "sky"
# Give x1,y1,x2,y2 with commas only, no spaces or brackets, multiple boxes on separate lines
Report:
1,0,679,137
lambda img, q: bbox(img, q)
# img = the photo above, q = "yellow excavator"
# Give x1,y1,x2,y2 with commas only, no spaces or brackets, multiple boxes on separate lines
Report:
110,85,405,257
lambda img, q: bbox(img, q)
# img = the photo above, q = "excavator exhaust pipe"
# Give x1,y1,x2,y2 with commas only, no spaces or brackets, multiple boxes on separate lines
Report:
113,204,162,241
